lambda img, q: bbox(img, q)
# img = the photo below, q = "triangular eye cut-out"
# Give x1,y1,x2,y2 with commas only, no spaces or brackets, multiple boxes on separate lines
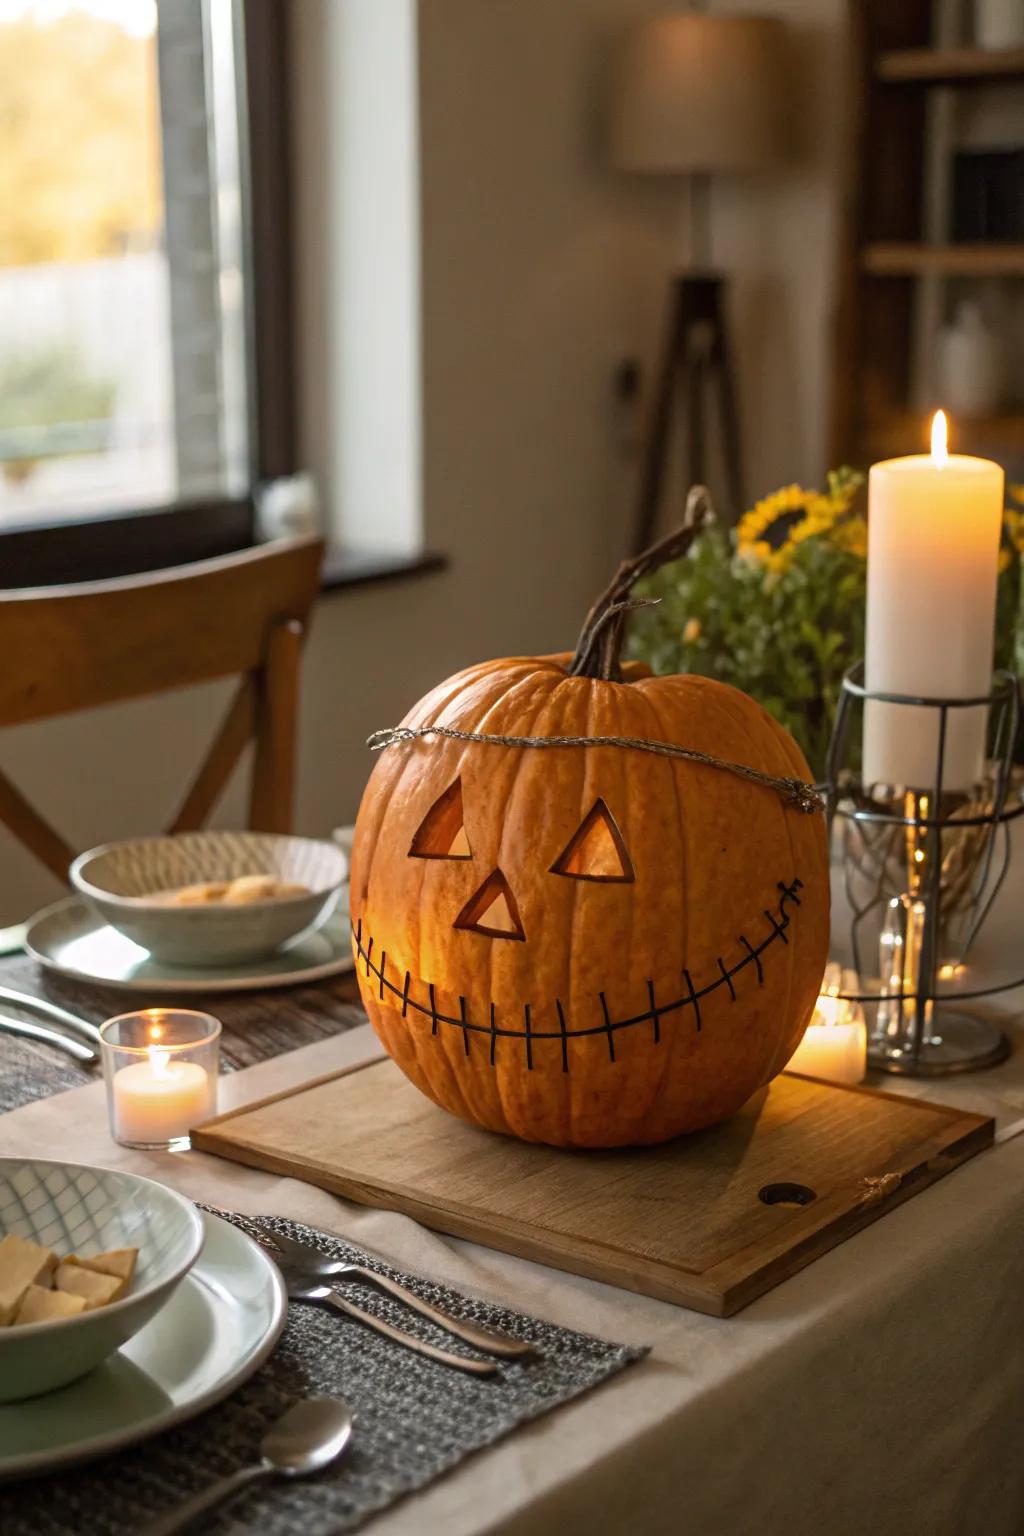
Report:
454,869,526,941
550,798,635,883
409,779,472,860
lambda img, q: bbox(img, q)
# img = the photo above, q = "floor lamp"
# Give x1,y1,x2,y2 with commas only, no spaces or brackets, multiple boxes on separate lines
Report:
611,13,790,551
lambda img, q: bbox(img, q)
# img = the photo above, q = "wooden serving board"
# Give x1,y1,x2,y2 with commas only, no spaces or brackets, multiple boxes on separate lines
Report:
193,1059,993,1317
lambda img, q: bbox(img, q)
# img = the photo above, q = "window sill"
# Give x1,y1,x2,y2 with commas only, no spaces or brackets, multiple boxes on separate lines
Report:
319,546,447,593
0,500,447,593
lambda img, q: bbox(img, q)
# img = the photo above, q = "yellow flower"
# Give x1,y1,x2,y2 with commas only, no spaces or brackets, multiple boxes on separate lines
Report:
831,512,868,559
736,480,858,574
1009,483,1024,507
999,546,1012,574
683,618,702,644
1004,507,1024,554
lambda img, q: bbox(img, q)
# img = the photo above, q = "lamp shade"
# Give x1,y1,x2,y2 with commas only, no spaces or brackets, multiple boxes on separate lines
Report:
611,13,790,175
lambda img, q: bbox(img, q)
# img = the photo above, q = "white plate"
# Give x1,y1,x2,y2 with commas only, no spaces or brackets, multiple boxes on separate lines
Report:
25,896,355,994
0,1211,287,1480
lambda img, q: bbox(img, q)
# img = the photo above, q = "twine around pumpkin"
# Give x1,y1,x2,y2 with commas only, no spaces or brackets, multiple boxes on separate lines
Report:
367,724,824,814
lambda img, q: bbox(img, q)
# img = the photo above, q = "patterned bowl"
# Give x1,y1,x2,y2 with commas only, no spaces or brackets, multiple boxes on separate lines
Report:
0,1158,203,1401
70,831,348,966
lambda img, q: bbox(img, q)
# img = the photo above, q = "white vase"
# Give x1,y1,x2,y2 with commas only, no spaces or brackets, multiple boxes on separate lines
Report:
937,302,1005,419
975,0,1024,49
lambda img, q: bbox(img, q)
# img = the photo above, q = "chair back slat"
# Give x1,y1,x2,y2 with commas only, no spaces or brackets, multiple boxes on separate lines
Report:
0,537,324,878
0,537,323,727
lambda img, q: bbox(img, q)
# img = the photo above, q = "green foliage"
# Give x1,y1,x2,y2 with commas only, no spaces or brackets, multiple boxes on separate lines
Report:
627,523,867,777
0,347,116,433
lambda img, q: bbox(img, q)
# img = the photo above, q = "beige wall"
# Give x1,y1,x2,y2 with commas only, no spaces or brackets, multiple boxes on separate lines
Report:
712,0,846,496
0,0,843,924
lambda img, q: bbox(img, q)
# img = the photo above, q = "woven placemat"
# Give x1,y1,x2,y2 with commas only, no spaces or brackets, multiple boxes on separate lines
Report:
1,1210,648,1534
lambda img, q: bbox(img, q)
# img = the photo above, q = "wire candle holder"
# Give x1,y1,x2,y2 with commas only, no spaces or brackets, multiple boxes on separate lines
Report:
825,662,1023,1076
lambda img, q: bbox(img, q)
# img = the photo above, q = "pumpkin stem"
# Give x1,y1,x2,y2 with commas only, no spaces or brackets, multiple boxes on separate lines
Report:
569,485,714,681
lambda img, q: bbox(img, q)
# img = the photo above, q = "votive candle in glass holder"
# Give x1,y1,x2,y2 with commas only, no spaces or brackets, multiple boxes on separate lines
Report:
100,1009,220,1151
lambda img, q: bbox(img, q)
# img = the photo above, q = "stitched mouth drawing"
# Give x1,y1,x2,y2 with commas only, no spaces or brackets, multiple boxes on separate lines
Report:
353,876,803,1074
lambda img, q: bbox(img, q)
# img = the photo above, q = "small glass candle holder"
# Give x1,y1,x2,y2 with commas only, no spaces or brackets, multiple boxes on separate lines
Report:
100,1009,221,1151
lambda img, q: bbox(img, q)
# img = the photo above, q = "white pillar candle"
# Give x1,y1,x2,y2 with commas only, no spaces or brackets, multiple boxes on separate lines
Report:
863,412,1003,792
788,990,867,1085
112,1047,215,1145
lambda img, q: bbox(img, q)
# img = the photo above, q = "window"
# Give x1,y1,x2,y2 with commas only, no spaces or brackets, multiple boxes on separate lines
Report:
0,0,277,539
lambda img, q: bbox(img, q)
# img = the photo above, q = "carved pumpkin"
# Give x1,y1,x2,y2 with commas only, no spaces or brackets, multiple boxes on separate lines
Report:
351,499,829,1147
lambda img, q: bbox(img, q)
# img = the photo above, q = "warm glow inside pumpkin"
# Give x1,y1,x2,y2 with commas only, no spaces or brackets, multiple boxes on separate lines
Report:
350,501,830,1147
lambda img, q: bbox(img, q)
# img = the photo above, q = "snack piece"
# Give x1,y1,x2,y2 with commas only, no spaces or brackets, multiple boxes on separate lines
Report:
0,1233,57,1325
66,1247,138,1285
54,1261,125,1309
223,874,280,904
155,874,311,906
224,874,311,903
167,881,229,906
15,1283,87,1324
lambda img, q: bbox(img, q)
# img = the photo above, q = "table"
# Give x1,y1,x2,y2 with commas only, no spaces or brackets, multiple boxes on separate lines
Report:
2,951,1024,1536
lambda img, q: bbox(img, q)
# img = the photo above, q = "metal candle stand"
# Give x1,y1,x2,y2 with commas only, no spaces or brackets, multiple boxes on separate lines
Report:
825,662,1023,1077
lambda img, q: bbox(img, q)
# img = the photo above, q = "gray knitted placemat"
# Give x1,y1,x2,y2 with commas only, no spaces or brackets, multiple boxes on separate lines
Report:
1,1209,648,1534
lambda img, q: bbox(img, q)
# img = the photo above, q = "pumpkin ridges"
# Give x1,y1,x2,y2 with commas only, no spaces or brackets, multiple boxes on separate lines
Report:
507,675,593,1144
477,674,573,1142
364,665,489,1130
407,667,566,1132
693,678,806,1086
586,681,677,1137
636,673,823,1125
354,649,830,1147
627,682,695,1133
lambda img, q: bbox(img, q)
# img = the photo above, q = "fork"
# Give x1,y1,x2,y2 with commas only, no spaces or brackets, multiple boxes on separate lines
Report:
0,1012,98,1063
0,986,102,1047
260,1227,534,1360
266,1245,500,1377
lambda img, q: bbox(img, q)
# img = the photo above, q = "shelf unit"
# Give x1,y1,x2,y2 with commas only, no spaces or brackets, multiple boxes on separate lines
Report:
862,243,1024,276
832,3,1024,470
876,46,1024,83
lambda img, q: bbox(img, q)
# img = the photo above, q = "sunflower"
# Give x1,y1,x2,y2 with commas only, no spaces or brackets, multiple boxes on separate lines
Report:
736,478,861,572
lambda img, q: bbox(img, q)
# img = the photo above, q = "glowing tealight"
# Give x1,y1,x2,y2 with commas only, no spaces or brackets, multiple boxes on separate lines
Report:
788,966,867,1085
111,1047,214,1146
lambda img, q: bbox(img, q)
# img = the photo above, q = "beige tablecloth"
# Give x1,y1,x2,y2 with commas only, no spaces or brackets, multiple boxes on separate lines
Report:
3,1023,1024,1536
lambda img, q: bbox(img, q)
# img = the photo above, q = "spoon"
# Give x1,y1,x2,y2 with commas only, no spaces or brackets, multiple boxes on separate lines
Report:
144,1396,354,1535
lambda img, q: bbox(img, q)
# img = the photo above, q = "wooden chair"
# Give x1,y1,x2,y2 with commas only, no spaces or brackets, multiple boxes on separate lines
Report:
0,536,324,882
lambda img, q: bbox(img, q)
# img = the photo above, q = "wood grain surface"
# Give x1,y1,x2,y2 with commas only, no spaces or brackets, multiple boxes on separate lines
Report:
194,1056,994,1316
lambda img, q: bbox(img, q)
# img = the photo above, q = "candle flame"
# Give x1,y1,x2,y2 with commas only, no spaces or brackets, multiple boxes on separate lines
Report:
931,409,949,468
814,994,844,1028
147,1044,171,1077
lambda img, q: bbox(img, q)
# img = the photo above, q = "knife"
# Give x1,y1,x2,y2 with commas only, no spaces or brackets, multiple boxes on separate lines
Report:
0,1013,98,1063
0,987,102,1047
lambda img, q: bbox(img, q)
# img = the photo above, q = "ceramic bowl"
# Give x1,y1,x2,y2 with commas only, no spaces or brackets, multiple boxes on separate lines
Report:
0,1158,204,1401
70,831,347,966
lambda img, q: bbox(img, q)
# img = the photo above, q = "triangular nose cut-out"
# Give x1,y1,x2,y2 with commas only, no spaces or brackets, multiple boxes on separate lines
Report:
409,778,472,859
455,868,526,941
550,798,635,882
